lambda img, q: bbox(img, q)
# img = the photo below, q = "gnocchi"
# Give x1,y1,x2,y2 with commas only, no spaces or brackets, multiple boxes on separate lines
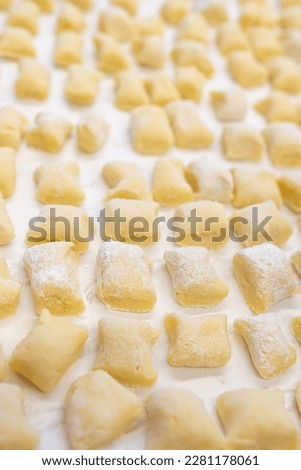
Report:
99,7,134,42
278,175,301,213
134,16,165,36
56,2,86,33
216,23,249,55
296,381,301,415
0,26,36,59
248,27,282,62
0,255,21,318
161,0,189,25
232,168,282,208
291,251,301,278
102,161,152,201
7,0,40,35
281,6,301,29
0,193,15,245
239,2,278,29
77,114,110,153
221,124,264,162
0,106,27,150
172,40,214,77
291,315,301,343
65,65,102,105
174,66,205,102
26,113,73,153
69,0,93,10
94,32,130,72
132,35,165,69
0,147,16,198
263,123,301,167
255,91,298,123
228,51,267,88
15,59,51,101
53,31,83,67
268,57,301,94
202,1,228,26
112,0,138,16
115,71,149,110
178,12,209,43
144,74,180,106
31,0,53,12
210,88,247,121
0,347,5,381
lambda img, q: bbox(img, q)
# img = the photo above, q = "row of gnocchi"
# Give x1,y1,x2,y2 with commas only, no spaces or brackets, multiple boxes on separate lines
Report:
0,1,94,14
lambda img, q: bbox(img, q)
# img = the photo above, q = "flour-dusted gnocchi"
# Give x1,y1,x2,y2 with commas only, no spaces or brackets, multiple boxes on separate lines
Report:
94,317,160,387
248,27,282,62
31,0,53,12
161,0,189,25
222,124,264,161
7,0,39,35
34,161,85,205
278,176,301,213
281,6,301,28
178,12,209,43
232,168,282,208
281,29,301,62
112,0,138,16
144,74,180,106
15,59,51,101
216,23,249,55
94,32,130,72
0,27,36,59
69,0,93,10
130,105,174,155
202,0,228,25
152,158,194,206
99,7,134,42
291,251,301,278
255,91,298,123
26,113,73,153
0,255,21,318
0,194,14,245
10,309,88,392
56,1,86,33
115,71,149,110
210,88,247,122
0,147,15,198
268,57,301,94
132,35,165,68
0,107,27,150
292,315,301,343
77,114,110,153
146,388,226,450
263,123,301,167
135,15,165,36
228,51,267,88
174,66,205,102
0,347,5,381
239,2,278,29
235,314,296,378
0,383,39,449
96,241,156,312
102,161,152,201
65,370,143,450
233,243,298,314
172,40,214,77
53,31,83,67
164,247,229,307
26,205,90,253
65,65,102,105
24,242,85,315
217,389,300,449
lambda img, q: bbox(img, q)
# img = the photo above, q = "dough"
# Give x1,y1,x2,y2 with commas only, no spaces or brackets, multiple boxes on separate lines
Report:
99,7,134,42
255,91,298,123
178,12,209,43
15,58,51,100
0,26,36,59
216,23,249,55
26,113,73,153
144,74,180,106
281,30,301,62
164,247,229,307
228,51,267,88
221,124,264,161
233,243,298,314
0,0,12,9
65,65,102,105
0,147,16,197
239,3,278,28
152,158,194,206
0,254,21,318
115,71,149,110
77,114,110,153
53,31,83,67
263,123,301,167
202,0,228,25
31,0,53,12
278,176,301,213
0,193,15,245
69,0,93,10
172,40,214,77
291,251,301,278
94,32,130,72
94,316,160,387
135,16,165,36
268,57,301,94
132,35,165,69
210,88,247,121
65,370,143,449
10,309,88,392
102,161,152,201
232,168,282,208
296,381,301,415
161,0,189,25
165,313,231,367
174,66,205,102
248,27,282,62
96,241,156,312
112,0,137,16
281,6,301,28
0,106,27,149
7,0,40,35
282,0,301,6
24,242,85,315
0,347,5,381
56,1,86,33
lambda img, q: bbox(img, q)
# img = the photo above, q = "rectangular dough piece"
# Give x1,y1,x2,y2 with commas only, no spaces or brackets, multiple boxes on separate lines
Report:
115,71,149,110
144,74,180,106
7,0,40,35
210,88,247,122
263,123,301,167
0,106,27,150
281,6,301,28
0,254,21,318
102,161,152,201
56,1,86,33
216,23,249,55
0,26,36,59
255,91,298,124
98,7,134,42
53,31,83,67
96,241,156,313
248,27,282,62
134,16,165,36
172,40,214,77
65,65,102,105
15,58,51,100
278,175,301,213
268,57,301,94
132,35,165,69
77,114,110,154
228,51,267,88
221,124,264,161
26,113,73,153
94,32,130,72
232,168,282,208
0,147,16,197
23,242,85,315
174,66,205,102
177,12,209,43
0,193,15,245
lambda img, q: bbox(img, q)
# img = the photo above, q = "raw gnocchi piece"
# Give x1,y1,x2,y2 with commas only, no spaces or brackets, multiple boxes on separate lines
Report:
69,0,93,10
278,175,301,213
232,168,282,208
53,31,83,67
0,194,14,245
134,16,165,36
228,51,267,88
216,23,249,55
0,147,16,197
94,317,159,387
268,57,301,94
132,35,165,68
263,123,301,167
296,381,301,415
56,1,86,33
115,71,149,110
15,59,51,100
202,0,228,25
248,27,282,62
178,12,209,43
146,388,226,450
102,161,152,201
152,158,194,206
174,201,229,249
0,106,27,149
165,313,230,367
221,124,264,161
281,30,301,62
235,314,296,378
255,91,298,123
161,0,189,25
174,66,205,102
0,383,39,449
233,243,298,314
0,255,21,318
25,205,90,253
77,114,110,154
112,0,138,16
0,0,12,9
65,65,102,106
210,88,247,122
24,242,85,315
7,0,39,35
282,0,301,6
34,161,85,206
239,3,278,29
281,6,301,28
172,40,214,77
96,241,156,312
0,27,36,59
130,105,174,155
26,113,73,153
65,370,143,450
0,347,5,381
99,7,134,42
165,100,213,149
217,389,300,449
292,315,301,343
291,251,301,278
145,74,180,106
31,0,53,12
94,32,130,72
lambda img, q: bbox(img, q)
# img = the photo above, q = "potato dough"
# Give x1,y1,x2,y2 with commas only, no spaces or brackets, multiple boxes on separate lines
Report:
221,124,264,161
26,113,73,153
263,123,301,167
115,71,149,110
174,66,205,102
278,176,301,213
281,30,301,62
172,41,214,77
0,347,5,381
0,255,21,318
291,251,301,278
31,0,53,12
144,74,180,106
99,7,134,42
94,32,130,72
0,194,15,245
282,0,301,6
0,147,16,197
268,57,301,94
296,381,301,415
7,1,40,35
0,0,12,9
202,0,228,25
69,0,93,10
255,91,298,124
65,65,102,105
239,3,278,29
0,106,27,149
210,88,247,122
134,16,165,36
53,31,83,67
161,0,188,25
10,309,88,392
291,315,301,344
281,6,301,28
178,12,209,43
56,2,86,33
132,35,165,69
232,168,282,208
152,158,193,206
102,161,152,201
15,59,51,100
112,0,137,16
248,27,282,62
77,114,110,154
228,51,267,88
216,24,249,55
0,26,36,59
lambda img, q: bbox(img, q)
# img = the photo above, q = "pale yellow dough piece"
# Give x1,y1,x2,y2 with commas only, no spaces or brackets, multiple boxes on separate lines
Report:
291,252,301,278
26,113,73,153
281,6,301,28
161,0,188,25
222,124,264,161
99,7,134,42
94,317,160,387
96,241,156,312
210,88,247,122
31,0,53,12
7,1,39,35
172,40,214,77
53,31,83,67
94,32,130,73
132,35,165,69
164,247,229,307
217,389,301,449
268,57,301,94
69,0,93,10
296,381,301,415
0,255,21,318
152,158,193,206
77,114,110,154
201,1,228,25
263,123,301,167
25,205,90,253
239,3,278,29
0,106,27,149
0,26,36,59
281,30,301,62
130,105,174,155
216,23,249,55
146,388,226,450
144,74,180,106
166,100,213,149
15,59,51,100
65,65,102,106
134,16,165,36
278,176,301,213
10,309,88,392
175,66,205,102
0,0,12,9
0,194,15,245
235,314,296,378
56,2,86,33
255,91,298,124
0,347,5,381
112,0,137,16
233,243,298,314
232,168,282,208
248,27,282,62
231,200,292,247
65,370,143,450
0,147,16,197
115,71,149,110
228,51,267,88
24,242,85,315
0,383,39,449
282,0,301,6
165,313,230,367
178,12,209,44
291,315,301,345
102,161,152,201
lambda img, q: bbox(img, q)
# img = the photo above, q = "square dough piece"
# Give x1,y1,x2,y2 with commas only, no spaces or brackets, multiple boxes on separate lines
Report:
228,51,267,88
53,31,83,67
165,313,231,367
102,161,152,201
263,123,301,167
216,23,249,55
172,40,214,78
112,0,138,16
174,66,205,102
65,65,102,106
232,168,282,208
0,27,36,59
94,317,160,387
0,106,27,149
152,158,194,206
65,370,143,450
221,124,264,161
10,309,88,393
235,314,296,378
291,251,301,278
0,255,21,318
255,91,298,124
99,7,134,42
217,389,301,450
56,2,86,33
161,0,189,25
210,88,247,122
77,113,110,154
0,146,16,197
278,176,301,213
233,243,298,314
0,193,15,245
132,35,165,69
26,113,73,153
146,388,226,450
0,383,39,450
94,32,130,72
164,247,229,307
7,1,39,35
115,71,149,110
96,241,156,312
15,59,51,100
268,57,301,94
144,74,180,106
178,12,209,44
248,27,282,62
24,242,85,315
